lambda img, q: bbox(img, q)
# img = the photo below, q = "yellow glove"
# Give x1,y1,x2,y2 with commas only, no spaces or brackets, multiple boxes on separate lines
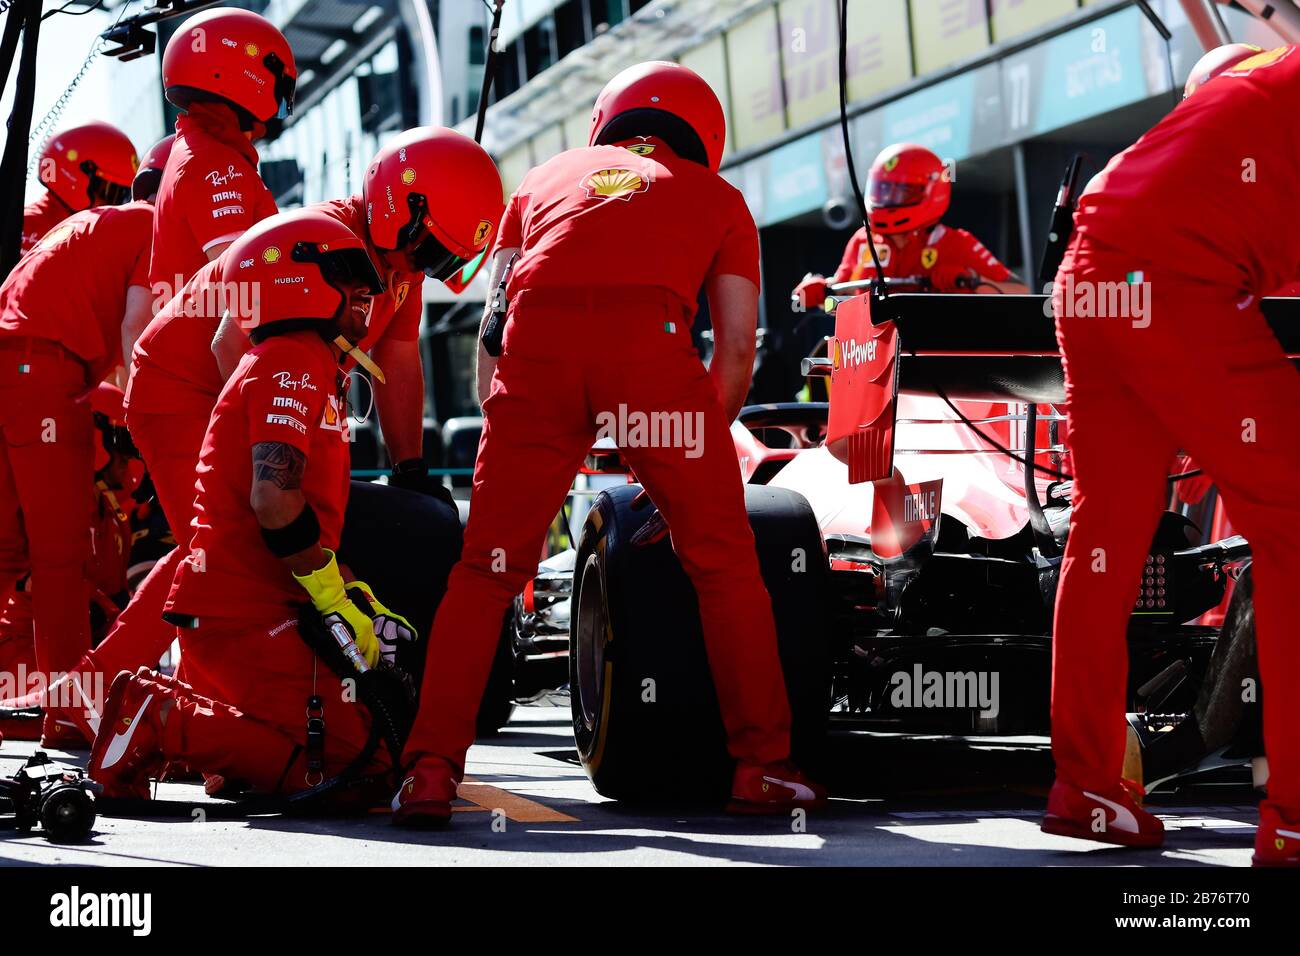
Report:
345,581,418,666
293,550,380,668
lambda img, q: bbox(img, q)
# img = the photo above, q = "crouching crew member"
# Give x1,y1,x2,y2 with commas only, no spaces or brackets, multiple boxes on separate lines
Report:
392,62,826,826
0,172,153,745
88,210,411,800
0,137,171,744
0,385,142,747
1044,44,1300,867
54,128,504,736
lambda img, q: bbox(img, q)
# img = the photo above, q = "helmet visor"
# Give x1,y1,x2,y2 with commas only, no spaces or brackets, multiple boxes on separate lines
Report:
264,52,296,121
869,178,927,209
292,242,385,296
443,249,488,295
410,232,472,282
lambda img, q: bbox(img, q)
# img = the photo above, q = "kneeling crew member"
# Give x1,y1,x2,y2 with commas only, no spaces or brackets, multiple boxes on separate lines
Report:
88,210,412,800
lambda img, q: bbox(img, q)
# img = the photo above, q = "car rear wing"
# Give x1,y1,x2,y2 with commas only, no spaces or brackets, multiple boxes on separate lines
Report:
806,291,1300,483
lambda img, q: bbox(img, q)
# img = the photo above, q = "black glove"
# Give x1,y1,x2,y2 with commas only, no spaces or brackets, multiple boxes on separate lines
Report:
389,458,456,508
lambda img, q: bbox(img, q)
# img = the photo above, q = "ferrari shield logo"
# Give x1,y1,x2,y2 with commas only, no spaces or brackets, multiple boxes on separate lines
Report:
921,247,939,269
583,167,650,201
625,143,655,155
394,281,410,310
473,220,493,245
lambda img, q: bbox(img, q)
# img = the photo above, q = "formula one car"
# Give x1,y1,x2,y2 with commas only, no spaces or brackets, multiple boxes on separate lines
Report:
514,283,1293,802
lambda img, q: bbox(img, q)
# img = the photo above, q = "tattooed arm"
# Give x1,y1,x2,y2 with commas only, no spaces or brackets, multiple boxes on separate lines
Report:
249,441,327,575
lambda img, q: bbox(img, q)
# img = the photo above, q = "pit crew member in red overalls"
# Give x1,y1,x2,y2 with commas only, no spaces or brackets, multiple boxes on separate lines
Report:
0,139,171,743
392,61,825,826
147,7,289,304
69,7,292,721
793,143,1027,310
88,210,407,801
1044,44,1300,867
44,129,503,740
0,385,140,748
22,122,138,256
0,177,154,745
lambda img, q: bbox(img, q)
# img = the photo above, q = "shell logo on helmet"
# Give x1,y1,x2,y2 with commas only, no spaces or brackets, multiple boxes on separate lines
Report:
262,246,282,264
66,148,79,162
246,43,259,57
401,168,417,186
584,168,650,201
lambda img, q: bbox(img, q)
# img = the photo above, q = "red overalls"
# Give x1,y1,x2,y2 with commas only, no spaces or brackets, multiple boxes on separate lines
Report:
1052,45,1300,817
833,222,1013,289
402,143,791,777
102,197,421,683
151,332,380,792
0,203,152,696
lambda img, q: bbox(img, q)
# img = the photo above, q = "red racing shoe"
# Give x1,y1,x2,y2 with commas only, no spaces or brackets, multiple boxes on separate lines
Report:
1253,801,1300,867
391,756,459,827
1041,778,1164,848
86,670,169,799
727,760,827,814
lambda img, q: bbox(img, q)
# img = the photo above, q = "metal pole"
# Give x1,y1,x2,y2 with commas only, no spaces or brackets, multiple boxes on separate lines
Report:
0,5,25,100
1011,142,1034,289
1175,0,1231,49
474,0,506,144
0,0,43,279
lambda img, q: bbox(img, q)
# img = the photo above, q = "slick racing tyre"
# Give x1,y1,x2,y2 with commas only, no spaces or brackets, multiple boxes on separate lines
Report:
570,483,832,802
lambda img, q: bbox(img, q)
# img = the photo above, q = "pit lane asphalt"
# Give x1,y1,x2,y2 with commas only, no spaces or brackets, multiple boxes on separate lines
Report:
0,699,1261,867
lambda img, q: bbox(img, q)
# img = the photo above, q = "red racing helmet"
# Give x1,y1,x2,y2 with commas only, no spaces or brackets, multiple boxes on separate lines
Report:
38,122,138,211
225,209,384,344
1183,42,1263,98
162,8,297,131
132,134,176,202
866,143,950,236
361,126,504,294
589,61,726,172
